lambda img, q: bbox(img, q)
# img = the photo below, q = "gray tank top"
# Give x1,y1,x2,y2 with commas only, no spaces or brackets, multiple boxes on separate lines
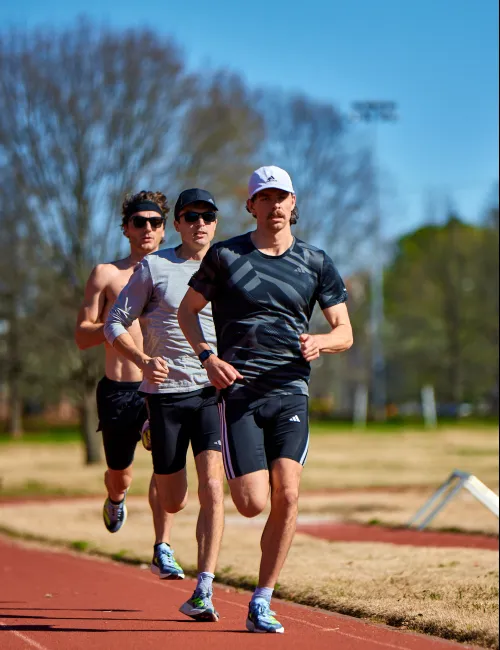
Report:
104,247,217,394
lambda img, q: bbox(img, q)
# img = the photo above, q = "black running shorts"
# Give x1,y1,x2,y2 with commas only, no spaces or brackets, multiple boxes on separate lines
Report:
219,393,309,480
146,387,222,475
96,376,147,471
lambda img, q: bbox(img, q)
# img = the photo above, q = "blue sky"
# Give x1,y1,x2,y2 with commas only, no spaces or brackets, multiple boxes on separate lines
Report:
1,0,498,238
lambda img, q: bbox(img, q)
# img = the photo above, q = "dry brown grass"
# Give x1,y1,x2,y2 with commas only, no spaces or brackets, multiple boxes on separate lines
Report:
0,443,160,497
302,427,499,490
0,427,497,534
0,498,497,648
1,427,498,492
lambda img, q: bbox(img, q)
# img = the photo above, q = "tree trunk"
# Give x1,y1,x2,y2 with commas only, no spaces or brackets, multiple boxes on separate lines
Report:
8,322,23,438
8,387,23,439
7,279,23,438
79,381,101,465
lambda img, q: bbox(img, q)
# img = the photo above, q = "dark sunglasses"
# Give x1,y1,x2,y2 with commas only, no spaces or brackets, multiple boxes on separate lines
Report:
130,216,165,228
182,211,217,224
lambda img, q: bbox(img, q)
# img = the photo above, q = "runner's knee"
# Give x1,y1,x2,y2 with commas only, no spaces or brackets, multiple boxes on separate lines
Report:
105,468,132,490
155,474,188,514
232,491,267,518
198,477,224,508
271,486,299,514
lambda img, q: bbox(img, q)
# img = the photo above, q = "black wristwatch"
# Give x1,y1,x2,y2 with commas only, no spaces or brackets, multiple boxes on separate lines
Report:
198,349,215,366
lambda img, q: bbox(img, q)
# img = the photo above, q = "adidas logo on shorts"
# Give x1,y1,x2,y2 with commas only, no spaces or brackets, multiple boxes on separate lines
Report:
289,415,301,423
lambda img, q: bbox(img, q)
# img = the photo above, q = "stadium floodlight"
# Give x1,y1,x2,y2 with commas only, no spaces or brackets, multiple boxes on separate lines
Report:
350,101,398,123
407,470,499,530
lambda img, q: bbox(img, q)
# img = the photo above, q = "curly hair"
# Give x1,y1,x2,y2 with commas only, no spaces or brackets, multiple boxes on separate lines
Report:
121,190,170,231
246,201,299,225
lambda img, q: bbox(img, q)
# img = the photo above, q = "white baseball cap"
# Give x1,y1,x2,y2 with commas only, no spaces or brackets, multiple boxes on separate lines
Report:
248,165,295,199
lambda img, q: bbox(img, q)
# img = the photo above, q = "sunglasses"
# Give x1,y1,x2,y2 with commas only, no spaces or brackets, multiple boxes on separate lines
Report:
130,216,165,229
181,211,217,224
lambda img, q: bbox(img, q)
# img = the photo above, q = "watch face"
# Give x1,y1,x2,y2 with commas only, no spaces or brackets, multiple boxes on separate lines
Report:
199,350,213,362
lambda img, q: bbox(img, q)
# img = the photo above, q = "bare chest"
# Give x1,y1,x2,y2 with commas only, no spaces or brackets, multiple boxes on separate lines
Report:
102,270,135,322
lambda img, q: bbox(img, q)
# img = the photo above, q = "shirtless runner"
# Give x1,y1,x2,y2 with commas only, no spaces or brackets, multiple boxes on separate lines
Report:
74,190,184,580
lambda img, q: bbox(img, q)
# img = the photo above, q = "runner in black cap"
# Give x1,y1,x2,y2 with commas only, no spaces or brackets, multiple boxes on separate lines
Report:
174,188,218,218
105,188,224,622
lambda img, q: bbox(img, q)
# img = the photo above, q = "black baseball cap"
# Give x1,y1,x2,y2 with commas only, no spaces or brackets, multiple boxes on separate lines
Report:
174,188,218,218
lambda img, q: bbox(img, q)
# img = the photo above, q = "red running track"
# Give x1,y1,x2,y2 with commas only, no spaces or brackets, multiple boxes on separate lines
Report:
296,522,499,550
0,537,483,650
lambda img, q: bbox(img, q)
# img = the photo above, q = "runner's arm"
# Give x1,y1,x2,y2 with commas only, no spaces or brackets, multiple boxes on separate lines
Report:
177,287,213,357
103,260,152,348
103,262,168,383
111,329,169,383
299,303,353,362
178,288,243,389
74,265,109,350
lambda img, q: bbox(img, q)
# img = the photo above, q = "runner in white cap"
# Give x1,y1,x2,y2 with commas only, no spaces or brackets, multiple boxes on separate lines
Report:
178,165,353,633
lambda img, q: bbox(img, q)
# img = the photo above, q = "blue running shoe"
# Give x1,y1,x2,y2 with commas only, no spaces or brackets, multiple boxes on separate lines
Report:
179,588,219,622
151,543,185,580
102,494,127,533
246,599,284,633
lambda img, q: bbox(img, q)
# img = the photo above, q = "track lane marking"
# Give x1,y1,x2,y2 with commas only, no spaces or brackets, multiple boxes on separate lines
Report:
7,550,475,649
127,573,445,648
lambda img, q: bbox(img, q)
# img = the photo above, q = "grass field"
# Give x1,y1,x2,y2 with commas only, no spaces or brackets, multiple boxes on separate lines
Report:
0,424,498,647
1,425,498,531
1,424,498,489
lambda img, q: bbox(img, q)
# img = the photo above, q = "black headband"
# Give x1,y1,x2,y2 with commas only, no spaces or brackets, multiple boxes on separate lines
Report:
126,200,164,218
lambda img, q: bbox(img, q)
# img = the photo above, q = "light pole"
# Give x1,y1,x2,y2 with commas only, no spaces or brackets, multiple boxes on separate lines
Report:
350,101,398,420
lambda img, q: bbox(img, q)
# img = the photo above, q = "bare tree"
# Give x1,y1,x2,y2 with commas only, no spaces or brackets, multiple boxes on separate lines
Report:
173,71,265,241
0,21,266,460
0,258,23,437
257,90,375,268
0,21,193,461
0,172,42,437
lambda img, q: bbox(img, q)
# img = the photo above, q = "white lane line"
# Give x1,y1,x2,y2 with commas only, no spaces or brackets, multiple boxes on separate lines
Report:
24,556,463,649
128,573,416,646
136,576,461,648
0,621,51,650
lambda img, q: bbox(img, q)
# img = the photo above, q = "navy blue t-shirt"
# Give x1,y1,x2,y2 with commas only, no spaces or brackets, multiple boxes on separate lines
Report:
189,232,347,398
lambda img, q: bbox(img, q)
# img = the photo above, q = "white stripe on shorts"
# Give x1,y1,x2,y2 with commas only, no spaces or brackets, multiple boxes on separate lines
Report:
299,432,310,466
218,399,236,480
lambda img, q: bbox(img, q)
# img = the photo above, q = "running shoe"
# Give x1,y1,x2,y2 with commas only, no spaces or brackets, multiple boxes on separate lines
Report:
102,493,127,533
151,543,185,580
246,598,284,633
141,419,152,451
179,588,219,622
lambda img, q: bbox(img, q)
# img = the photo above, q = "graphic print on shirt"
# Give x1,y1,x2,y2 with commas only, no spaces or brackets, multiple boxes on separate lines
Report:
189,233,347,398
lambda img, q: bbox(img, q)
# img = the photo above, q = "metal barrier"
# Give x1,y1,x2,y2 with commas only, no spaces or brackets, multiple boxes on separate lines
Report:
407,470,499,530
